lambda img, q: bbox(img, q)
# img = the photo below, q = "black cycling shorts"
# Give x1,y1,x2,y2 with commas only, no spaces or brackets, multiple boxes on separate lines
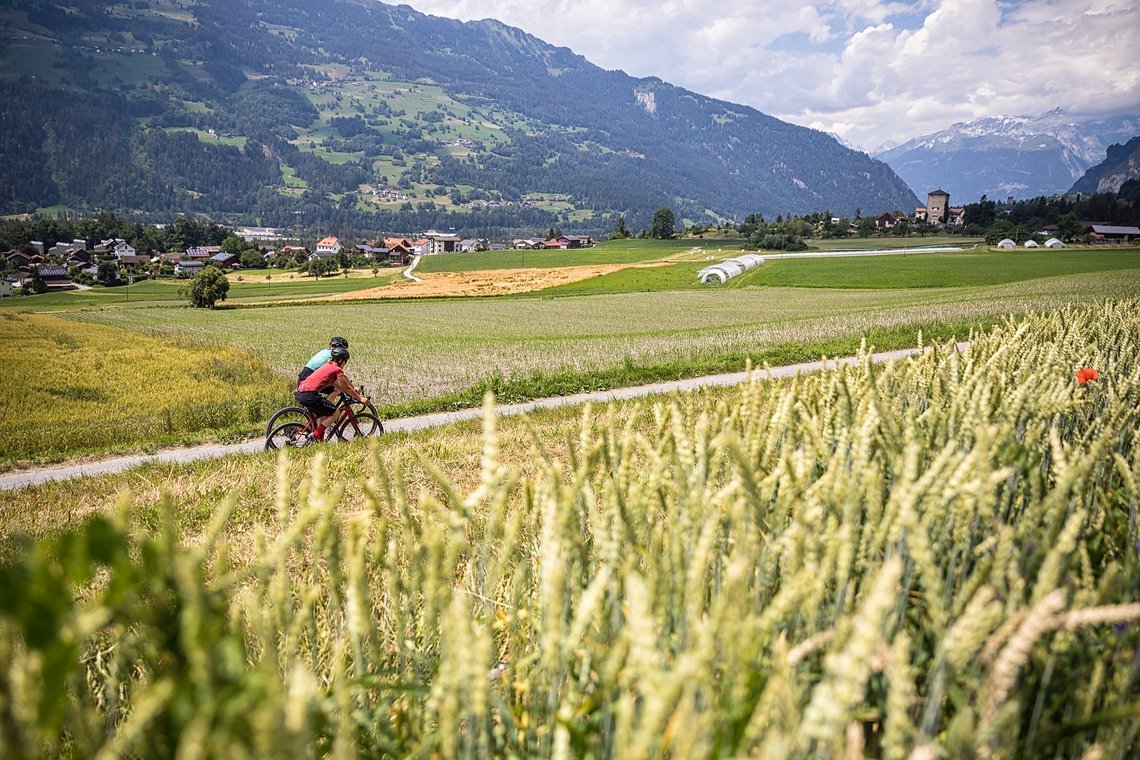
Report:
296,390,337,417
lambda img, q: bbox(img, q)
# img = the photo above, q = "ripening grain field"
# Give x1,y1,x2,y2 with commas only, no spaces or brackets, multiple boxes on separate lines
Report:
70,267,1140,410
1,301,1137,757
0,312,289,464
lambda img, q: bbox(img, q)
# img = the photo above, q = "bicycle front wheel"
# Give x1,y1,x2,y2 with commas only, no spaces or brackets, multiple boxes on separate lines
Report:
335,412,383,442
265,406,310,437
266,421,307,451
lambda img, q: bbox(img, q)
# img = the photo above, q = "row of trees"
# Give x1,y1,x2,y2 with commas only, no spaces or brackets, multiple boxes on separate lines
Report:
638,181,1140,250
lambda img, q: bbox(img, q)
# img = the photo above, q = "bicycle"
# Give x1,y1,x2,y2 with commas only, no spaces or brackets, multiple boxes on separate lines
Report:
264,389,384,450
264,385,382,438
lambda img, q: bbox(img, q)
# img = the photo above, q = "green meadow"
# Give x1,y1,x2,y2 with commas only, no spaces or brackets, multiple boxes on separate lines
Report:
0,268,401,312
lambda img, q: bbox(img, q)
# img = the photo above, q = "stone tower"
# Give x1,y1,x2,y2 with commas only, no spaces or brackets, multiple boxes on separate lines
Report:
926,189,950,225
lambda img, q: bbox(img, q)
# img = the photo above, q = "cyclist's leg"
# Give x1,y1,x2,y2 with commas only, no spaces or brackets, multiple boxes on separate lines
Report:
297,391,337,440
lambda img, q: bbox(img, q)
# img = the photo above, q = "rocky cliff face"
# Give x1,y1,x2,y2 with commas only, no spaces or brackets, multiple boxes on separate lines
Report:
1069,136,1140,195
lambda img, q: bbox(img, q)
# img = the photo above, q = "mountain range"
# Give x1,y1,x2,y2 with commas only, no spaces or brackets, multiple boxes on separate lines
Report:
875,109,1139,205
0,0,917,236
1069,136,1140,197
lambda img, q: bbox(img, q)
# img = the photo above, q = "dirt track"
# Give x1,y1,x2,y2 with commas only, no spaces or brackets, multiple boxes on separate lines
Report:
309,262,668,301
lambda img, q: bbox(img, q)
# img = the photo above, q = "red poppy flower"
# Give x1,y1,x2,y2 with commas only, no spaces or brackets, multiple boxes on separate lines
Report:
1075,367,1099,385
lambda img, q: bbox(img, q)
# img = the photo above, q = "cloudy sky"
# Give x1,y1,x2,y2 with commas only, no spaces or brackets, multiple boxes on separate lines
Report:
393,0,1139,151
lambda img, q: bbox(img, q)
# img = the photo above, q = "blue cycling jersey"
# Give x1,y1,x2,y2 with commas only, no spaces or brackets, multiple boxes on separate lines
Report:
305,348,332,371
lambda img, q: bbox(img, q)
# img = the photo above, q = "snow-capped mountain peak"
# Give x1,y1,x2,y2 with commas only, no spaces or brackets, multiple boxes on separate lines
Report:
874,109,1139,202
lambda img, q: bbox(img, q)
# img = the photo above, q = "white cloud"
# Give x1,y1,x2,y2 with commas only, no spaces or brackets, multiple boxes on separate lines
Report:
391,0,1140,150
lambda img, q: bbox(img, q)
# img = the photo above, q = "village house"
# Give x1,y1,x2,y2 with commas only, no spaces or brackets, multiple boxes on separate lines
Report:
38,266,76,291
875,212,898,231
116,254,151,271
409,238,432,256
185,245,220,259
175,260,206,278
314,236,342,257
384,238,416,264
5,251,38,269
210,252,241,268
459,238,488,252
354,243,390,261
48,241,84,258
66,250,93,269
278,245,308,260
422,231,461,254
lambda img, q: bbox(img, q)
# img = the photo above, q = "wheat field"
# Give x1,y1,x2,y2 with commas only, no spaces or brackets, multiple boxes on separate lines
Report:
1,300,1137,757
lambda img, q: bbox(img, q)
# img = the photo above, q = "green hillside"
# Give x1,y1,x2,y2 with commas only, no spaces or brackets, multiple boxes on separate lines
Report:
0,0,918,235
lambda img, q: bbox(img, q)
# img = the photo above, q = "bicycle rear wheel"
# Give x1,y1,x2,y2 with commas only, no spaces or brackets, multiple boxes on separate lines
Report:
266,421,308,451
335,412,383,442
265,406,311,437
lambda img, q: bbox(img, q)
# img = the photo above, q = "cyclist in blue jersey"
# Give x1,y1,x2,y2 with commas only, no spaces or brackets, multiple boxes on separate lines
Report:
298,336,348,387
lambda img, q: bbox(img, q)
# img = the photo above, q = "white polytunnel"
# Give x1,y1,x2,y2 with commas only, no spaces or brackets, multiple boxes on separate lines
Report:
698,254,765,283
699,267,728,284
735,254,765,270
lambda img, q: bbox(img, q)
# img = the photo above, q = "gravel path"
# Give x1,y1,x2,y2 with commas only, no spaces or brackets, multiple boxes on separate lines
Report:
0,344,966,492
402,254,422,282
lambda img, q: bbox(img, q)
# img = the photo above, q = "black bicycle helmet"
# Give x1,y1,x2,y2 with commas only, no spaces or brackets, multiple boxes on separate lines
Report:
330,346,350,363
330,336,348,348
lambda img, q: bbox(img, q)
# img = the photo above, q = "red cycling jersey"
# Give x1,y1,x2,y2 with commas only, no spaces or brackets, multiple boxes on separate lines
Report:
297,361,343,393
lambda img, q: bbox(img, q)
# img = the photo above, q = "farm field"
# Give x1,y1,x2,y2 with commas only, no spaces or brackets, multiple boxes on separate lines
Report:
414,238,697,273
0,268,403,312
3,250,1136,464
802,234,979,251
67,266,1140,410
1,302,1136,757
747,248,1140,289
0,312,288,466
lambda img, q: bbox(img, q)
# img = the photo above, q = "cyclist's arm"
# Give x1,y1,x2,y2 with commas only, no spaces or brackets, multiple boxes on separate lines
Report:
333,373,368,404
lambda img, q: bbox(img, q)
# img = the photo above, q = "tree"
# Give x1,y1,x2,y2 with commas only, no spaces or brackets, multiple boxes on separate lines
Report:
1057,212,1082,241
25,265,47,295
181,267,230,308
650,208,676,239
609,215,630,239
239,248,263,269
96,260,120,287
220,235,246,254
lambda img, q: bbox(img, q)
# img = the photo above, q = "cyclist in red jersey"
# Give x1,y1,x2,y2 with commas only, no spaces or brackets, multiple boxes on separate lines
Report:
295,346,368,441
